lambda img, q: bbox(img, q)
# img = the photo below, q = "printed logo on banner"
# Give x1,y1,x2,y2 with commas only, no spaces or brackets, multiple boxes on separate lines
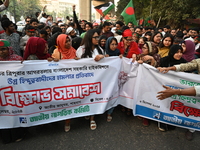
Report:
19,117,27,124
153,111,161,119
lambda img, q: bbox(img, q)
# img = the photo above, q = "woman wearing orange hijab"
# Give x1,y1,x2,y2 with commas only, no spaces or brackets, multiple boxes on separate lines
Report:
52,34,76,60
52,34,77,132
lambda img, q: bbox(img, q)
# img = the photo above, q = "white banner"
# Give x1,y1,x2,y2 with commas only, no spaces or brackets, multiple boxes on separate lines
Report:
119,58,139,109
0,57,121,128
132,64,200,131
2,57,200,131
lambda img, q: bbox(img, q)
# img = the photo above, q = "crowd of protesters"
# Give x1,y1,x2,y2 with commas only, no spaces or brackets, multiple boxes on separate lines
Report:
1,1,200,143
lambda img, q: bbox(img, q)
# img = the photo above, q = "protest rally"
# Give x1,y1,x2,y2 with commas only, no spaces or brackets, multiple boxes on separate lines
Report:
0,0,200,148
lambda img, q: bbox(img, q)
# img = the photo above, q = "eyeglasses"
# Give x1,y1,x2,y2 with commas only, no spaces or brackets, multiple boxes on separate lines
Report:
92,36,100,40
125,38,133,42
61,28,66,30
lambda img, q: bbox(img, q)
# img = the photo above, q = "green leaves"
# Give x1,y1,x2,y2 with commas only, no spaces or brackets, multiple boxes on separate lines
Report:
6,0,41,21
116,0,200,28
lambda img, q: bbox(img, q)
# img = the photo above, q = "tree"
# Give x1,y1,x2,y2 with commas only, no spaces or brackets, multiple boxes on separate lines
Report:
150,0,200,28
116,0,200,28
6,0,41,22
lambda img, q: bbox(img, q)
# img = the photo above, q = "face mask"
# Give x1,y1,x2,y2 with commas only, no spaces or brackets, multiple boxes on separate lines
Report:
138,44,144,49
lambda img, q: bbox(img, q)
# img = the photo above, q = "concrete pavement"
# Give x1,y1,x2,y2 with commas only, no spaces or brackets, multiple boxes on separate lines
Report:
0,106,200,150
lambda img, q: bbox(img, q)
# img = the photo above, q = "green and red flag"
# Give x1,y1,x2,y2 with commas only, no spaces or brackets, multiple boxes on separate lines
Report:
139,18,144,26
121,0,137,26
144,17,151,27
94,2,115,17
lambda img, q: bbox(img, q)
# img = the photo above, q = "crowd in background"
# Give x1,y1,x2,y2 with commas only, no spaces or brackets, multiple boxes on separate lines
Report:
1,2,200,144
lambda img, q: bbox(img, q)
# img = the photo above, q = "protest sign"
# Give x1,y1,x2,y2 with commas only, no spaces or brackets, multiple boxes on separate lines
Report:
0,57,121,128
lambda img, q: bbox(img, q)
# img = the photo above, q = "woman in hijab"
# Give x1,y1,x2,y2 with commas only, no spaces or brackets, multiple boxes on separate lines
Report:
117,28,140,61
104,37,120,122
51,34,76,132
137,41,160,126
23,37,51,60
105,37,120,57
160,44,187,67
118,28,140,115
52,34,76,60
137,41,160,67
181,40,195,62
158,44,186,132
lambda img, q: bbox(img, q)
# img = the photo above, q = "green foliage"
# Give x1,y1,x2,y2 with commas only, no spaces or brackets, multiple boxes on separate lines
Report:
6,0,41,21
116,0,200,28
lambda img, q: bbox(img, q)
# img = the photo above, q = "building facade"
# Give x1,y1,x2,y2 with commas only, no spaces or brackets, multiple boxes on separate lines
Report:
39,0,115,21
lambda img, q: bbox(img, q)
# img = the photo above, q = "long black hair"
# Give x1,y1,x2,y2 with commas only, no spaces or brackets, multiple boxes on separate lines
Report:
151,31,163,43
81,29,103,58
159,33,174,49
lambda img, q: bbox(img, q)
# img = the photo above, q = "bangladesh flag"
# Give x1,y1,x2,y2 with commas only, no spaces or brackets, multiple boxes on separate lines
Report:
94,2,115,17
139,18,144,26
121,0,137,26
144,17,151,27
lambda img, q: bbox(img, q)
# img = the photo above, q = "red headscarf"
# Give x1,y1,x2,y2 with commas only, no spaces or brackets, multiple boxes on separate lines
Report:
56,34,76,59
122,29,132,37
23,37,50,60
118,29,140,58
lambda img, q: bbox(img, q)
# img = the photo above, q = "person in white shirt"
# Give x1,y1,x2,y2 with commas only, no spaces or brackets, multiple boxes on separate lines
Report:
39,13,47,24
76,29,106,130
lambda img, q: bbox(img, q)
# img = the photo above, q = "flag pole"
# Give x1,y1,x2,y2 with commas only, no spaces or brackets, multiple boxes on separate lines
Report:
156,16,161,28
150,0,152,18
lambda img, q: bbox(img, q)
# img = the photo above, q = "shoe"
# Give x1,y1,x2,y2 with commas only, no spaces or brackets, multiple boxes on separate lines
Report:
107,115,112,122
142,118,149,126
90,120,97,130
158,122,167,132
64,124,70,132
185,130,193,141
15,138,23,142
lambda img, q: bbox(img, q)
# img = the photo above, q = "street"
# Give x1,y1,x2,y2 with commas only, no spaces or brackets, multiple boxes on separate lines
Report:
0,106,200,150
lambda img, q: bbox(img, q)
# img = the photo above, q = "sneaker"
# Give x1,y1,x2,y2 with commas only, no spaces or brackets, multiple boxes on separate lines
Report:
107,115,112,122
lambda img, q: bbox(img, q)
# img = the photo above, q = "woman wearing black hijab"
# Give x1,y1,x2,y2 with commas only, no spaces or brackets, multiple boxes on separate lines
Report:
160,44,187,67
158,44,187,131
